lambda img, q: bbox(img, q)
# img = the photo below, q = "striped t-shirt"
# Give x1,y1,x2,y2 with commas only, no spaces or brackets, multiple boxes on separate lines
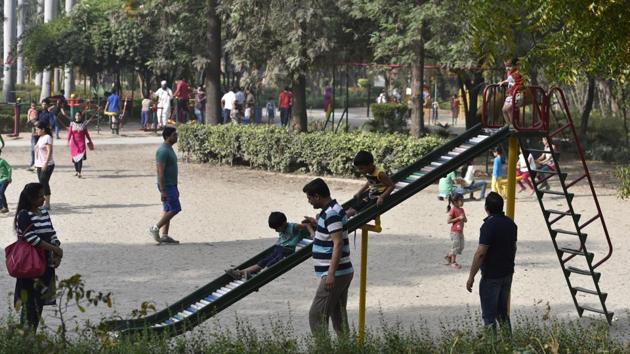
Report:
17,209,60,253
312,199,353,278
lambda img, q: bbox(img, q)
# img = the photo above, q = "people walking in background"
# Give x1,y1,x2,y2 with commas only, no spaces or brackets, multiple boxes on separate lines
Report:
450,95,460,125
323,85,332,121
234,87,245,123
27,102,41,171
266,97,275,124
174,77,189,123
67,112,93,179
244,88,255,124
33,121,55,210
155,81,173,129
0,149,13,213
194,87,206,124
141,94,152,130
376,89,387,104
148,126,181,245
13,182,63,331
279,87,292,127
221,87,236,124
517,148,536,195
104,89,121,134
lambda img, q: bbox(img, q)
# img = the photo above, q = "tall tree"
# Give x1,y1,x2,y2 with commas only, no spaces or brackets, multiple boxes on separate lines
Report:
204,0,221,125
63,0,75,95
16,0,25,85
221,0,347,132
3,0,18,103
348,0,448,137
39,0,55,101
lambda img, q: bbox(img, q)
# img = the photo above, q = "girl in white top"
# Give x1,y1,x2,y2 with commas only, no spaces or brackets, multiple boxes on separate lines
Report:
34,120,55,210
517,148,536,194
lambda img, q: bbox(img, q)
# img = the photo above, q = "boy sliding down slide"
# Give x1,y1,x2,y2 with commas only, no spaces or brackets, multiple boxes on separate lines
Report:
346,151,395,217
226,212,314,280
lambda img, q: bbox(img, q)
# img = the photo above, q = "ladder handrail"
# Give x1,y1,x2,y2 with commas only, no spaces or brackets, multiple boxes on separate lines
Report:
547,87,613,268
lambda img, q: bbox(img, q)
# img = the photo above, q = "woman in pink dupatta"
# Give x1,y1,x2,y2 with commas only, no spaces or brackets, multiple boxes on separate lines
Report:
67,112,93,178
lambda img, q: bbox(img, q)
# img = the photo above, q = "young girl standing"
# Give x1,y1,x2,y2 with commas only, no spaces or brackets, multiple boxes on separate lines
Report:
13,183,63,331
445,192,467,269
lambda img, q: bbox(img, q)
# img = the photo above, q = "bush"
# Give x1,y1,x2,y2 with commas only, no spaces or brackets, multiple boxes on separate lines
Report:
177,124,444,176
365,103,409,134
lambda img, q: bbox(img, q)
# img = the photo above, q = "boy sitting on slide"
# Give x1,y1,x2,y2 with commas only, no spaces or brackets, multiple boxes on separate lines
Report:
226,212,314,280
346,150,395,217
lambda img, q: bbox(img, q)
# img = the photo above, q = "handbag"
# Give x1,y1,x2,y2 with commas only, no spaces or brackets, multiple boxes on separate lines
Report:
5,224,46,278
87,141,94,151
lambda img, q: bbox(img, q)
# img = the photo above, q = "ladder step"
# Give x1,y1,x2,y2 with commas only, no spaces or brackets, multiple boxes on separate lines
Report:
565,266,601,281
558,247,593,261
538,189,570,196
579,305,608,315
545,209,572,215
551,228,585,237
572,286,606,297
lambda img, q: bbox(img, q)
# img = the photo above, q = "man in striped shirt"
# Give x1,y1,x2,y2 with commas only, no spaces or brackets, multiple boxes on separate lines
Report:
302,178,353,336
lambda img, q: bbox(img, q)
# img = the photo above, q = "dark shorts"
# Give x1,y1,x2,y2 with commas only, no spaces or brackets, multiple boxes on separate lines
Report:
159,185,182,213
257,245,294,268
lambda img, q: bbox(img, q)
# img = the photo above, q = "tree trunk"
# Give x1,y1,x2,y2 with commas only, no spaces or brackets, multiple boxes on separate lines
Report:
3,0,17,103
466,71,484,129
204,0,221,125
292,73,308,132
579,76,595,142
39,0,55,101
64,0,76,96
16,0,24,85
621,85,628,147
410,62,422,138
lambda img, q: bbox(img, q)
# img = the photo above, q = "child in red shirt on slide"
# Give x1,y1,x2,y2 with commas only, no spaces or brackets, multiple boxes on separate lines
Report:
445,192,467,269
499,58,523,126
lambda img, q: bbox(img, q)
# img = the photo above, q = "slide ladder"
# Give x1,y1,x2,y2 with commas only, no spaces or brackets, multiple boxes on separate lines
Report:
519,87,613,323
103,124,512,337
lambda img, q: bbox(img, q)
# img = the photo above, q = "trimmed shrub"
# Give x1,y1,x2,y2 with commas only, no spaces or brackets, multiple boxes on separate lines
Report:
365,103,409,133
615,165,630,199
177,124,444,176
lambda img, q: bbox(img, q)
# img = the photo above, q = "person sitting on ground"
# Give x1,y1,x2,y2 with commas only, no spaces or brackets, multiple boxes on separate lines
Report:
438,170,466,201
226,212,314,280
346,151,395,217
459,160,487,200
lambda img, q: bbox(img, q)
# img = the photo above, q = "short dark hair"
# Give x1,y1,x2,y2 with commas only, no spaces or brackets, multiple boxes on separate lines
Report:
353,150,374,166
485,192,504,214
163,126,177,140
303,178,331,198
268,212,287,229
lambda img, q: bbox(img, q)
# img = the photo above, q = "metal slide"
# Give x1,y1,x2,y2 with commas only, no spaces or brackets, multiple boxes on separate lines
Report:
103,124,511,337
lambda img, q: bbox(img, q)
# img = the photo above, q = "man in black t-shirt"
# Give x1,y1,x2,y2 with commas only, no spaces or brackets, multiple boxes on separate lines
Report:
466,192,517,331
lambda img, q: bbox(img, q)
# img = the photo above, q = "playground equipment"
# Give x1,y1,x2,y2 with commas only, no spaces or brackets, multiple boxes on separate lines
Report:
103,85,613,337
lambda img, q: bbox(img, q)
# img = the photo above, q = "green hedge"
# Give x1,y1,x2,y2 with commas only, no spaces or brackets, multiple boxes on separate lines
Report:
177,124,445,176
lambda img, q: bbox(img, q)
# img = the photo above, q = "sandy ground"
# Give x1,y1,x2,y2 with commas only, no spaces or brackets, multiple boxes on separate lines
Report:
0,128,629,342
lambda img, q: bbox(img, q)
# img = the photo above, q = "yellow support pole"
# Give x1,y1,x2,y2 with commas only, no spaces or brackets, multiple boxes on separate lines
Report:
358,215,381,344
506,136,518,220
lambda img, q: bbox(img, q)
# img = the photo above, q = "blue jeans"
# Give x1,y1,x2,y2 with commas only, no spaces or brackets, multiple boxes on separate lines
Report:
464,181,487,199
280,108,289,126
141,111,149,127
479,274,513,330
0,180,8,209
194,108,204,123
222,109,231,124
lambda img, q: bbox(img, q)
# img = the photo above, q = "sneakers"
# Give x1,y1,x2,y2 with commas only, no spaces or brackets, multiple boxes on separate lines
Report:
159,235,180,244
148,225,160,243
0,208,8,214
